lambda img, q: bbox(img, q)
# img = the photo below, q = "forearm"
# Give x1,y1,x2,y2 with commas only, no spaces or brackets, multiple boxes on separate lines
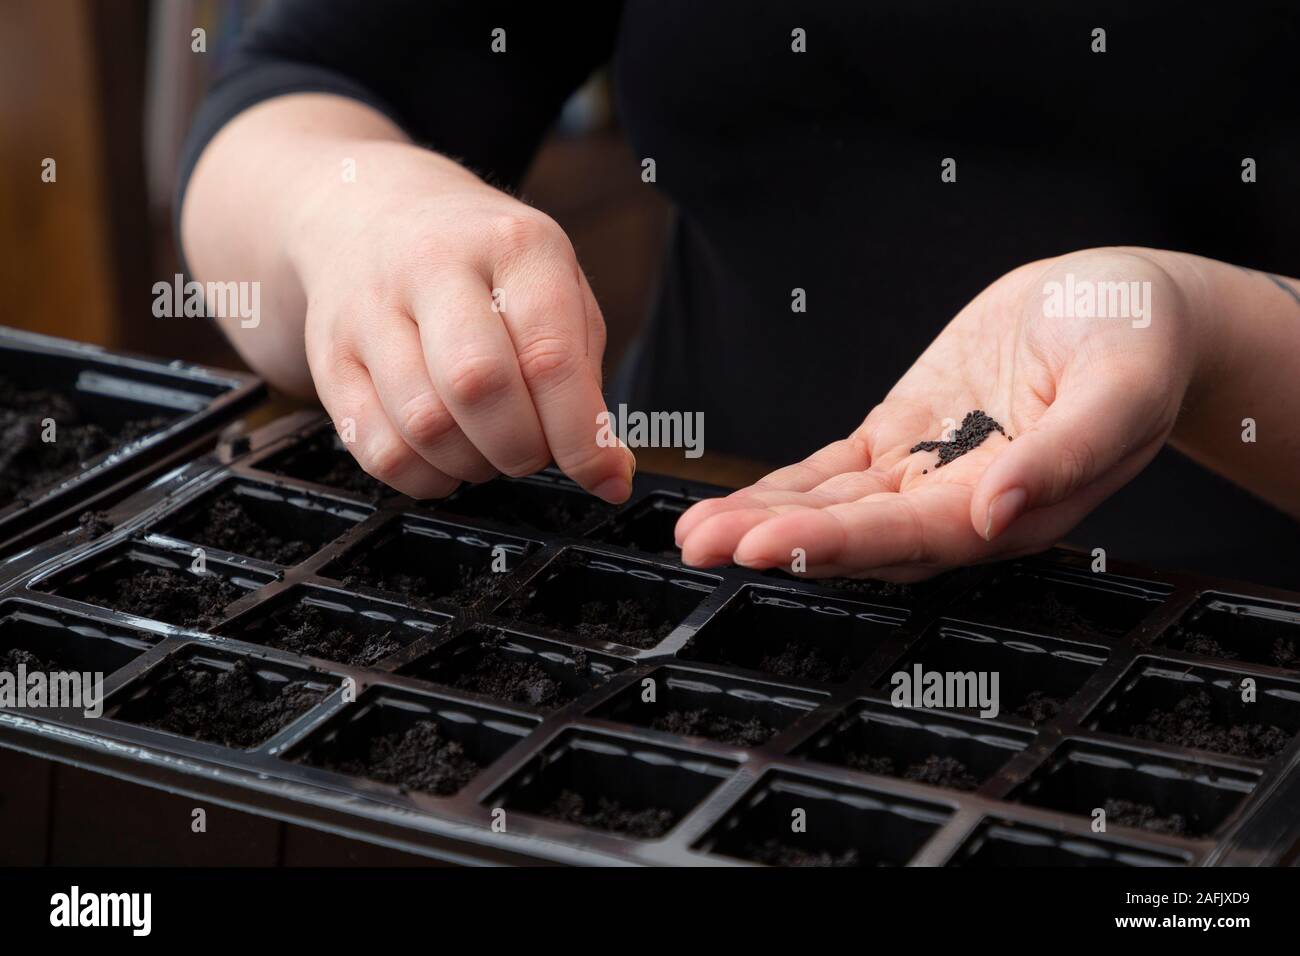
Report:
1163,251,1300,518
181,94,436,396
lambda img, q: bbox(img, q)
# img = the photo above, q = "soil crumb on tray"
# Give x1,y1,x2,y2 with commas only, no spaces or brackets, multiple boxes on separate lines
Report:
70,566,243,630
651,708,774,747
72,510,113,544
541,789,675,838
121,657,325,749
0,376,171,502
316,720,481,796
1125,690,1290,760
1104,798,1188,835
910,410,1006,468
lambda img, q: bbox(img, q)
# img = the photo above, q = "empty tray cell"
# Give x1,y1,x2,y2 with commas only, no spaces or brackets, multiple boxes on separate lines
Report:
951,819,1189,867
435,475,614,534
256,426,389,502
883,621,1109,724
154,479,369,566
593,666,824,747
324,515,537,609
594,493,695,558
106,647,335,750
698,771,949,866
292,687,538,798
222,586,449,669
797,699,1034,791
0,601,154,686
679,586,905,685
1089,658,1300,761
0,371,179,507
1160,593,1300,671
949,564,1167,640
1013,741,1256,838
404,625,625,712
502,549,716,651
491,731,735,840
36,543,273,631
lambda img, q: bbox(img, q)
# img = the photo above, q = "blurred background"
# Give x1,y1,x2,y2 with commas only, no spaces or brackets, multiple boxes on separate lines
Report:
0,0,669,378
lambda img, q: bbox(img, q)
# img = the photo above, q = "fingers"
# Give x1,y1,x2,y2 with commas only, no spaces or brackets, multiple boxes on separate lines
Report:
674,437,873,545
969,362,1170,541
412,270,554,481
492,241,634,502
306,341,460,499
359,311,498,483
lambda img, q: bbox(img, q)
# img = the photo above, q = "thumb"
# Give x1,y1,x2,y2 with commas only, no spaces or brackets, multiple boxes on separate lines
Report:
970,376,1172,542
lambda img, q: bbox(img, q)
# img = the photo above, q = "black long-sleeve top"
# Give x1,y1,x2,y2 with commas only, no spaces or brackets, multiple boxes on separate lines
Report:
179,0,1300,586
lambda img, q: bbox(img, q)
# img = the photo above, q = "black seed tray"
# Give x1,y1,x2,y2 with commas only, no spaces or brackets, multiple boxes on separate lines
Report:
2,410,1300,866
0,325,264,559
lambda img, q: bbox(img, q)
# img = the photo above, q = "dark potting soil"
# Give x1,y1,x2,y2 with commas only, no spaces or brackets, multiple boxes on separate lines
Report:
120,657,325,749
651,708,775,747
909,410,1006,468
66,565,243,630
243,604,401,668
1,646,62,674
1175,629,1299,670
424,634,591,710
961,590,1116,640
540,789,675,838
442,483,613,534
767,569,923,603
1015,691,1065,724
309,719,481,796
341,562,510,609
849,753,980,791
1126,690,1291,760
523,596,673,650
168,496,316,565
742,838,863,867
267,430,388,502
758,642,856,684
0,377,172,503
1104,798,1189,836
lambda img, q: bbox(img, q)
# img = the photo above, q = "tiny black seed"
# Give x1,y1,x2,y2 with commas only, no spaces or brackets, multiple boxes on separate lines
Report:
909,410,1007,469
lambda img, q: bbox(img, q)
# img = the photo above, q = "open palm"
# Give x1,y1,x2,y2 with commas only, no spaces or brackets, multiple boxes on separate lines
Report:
675,249,1197,580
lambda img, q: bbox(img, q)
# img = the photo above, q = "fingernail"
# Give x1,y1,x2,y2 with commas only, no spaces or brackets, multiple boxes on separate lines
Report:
984,488,1027,541
593,476,631,504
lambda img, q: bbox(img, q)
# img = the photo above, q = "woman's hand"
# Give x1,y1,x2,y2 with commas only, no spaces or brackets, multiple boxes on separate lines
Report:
184,94,634,503
291,140,633,501
675,248,1209,580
